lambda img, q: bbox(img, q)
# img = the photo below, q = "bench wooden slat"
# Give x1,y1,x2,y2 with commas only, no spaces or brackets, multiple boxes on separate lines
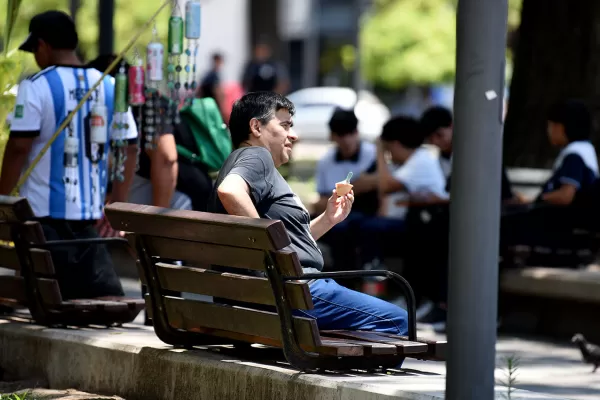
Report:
0,196,34,223
144,237,303,276
322,330,429,355
164,296,321,350
105,203,291,251
320,336,397,355
372,332,447,361
156,263,313,310
0,245,55,275
0,224,12,242
0,244,19,270
0,276,28,303
35,278,63,306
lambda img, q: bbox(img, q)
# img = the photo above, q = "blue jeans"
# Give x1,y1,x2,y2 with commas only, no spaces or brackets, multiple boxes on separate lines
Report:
300,279,408,335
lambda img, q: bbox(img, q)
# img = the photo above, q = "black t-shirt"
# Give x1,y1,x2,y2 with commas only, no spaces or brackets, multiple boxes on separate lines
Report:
242,60,284,92
208,146,324,273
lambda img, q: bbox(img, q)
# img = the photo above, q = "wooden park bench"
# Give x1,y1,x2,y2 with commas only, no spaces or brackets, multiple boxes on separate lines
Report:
0,196,144,326
105,202,446,371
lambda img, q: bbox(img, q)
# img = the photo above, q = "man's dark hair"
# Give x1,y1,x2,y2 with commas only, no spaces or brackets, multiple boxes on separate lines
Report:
547,99,592,142
381,116,424,149
328,107,358,136
420,106,453,137
229,91,295,148
212,52,223,63
19,11,78,53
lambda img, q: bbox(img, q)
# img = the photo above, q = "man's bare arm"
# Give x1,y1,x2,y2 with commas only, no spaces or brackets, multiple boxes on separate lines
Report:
217,174,260,218
110,144,138,203
540,184,577,206
149,134,178,208
0,137,34,195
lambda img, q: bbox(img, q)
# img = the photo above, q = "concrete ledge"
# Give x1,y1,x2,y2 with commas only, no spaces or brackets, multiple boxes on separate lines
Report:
0,319,568,400
501,267,600,303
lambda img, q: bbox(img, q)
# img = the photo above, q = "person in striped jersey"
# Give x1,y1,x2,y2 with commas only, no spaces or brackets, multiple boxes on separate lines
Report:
0,11,138,300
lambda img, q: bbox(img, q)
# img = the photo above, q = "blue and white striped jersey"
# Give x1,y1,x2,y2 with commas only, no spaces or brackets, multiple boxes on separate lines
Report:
9,65,137,220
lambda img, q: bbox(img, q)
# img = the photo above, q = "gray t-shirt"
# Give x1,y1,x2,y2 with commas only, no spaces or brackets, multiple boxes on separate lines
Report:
208,146,324,273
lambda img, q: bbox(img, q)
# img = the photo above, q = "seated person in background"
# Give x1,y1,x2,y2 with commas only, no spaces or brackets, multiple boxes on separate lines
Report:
420,105,517,203
313,107,379,270
501,99,600,250
538,99,598,206
208,91,408,335
357,116,448,271
87,55,191,211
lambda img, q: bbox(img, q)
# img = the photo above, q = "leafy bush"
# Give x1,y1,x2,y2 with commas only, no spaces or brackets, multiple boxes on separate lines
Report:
0,55,22,173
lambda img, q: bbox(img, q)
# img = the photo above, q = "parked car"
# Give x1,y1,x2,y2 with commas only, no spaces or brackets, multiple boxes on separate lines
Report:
286,87,390,143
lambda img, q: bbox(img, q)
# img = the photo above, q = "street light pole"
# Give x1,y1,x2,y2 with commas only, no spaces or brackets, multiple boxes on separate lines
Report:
446,0,508,399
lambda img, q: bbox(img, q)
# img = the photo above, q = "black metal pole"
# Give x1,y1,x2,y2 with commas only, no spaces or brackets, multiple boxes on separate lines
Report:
98,0,115,55
446,0,508,398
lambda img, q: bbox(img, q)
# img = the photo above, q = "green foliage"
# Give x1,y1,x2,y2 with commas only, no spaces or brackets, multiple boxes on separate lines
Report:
497,354,520,400
0,391,34,400
0,0,170,75
362,0,523,88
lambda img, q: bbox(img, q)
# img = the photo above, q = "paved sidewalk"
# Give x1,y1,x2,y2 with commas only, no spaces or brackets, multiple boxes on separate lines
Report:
122,278,600,400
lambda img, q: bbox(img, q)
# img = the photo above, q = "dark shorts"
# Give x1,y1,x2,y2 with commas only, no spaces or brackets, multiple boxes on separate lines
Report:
38,218,124,300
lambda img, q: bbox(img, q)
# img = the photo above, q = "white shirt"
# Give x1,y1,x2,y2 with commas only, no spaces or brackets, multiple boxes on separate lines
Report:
316,141,376,195
385,147,449,219
10,66,137,220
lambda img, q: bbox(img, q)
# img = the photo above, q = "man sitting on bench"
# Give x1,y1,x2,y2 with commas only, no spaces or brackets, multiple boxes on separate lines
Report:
208,92,408,335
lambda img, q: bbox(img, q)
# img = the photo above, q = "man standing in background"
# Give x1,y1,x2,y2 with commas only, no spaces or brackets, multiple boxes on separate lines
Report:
198,52,227,120
241,39,290,94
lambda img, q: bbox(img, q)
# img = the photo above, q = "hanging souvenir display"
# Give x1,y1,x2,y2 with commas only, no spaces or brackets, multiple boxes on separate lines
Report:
145,24,164,150
63,120,79,204
184,0,201,100
111,61,129,182
128,48,145,168
167,4,183,126
90,100,108,213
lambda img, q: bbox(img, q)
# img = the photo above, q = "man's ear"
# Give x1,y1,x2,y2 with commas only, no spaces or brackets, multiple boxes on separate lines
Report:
250,118,261,138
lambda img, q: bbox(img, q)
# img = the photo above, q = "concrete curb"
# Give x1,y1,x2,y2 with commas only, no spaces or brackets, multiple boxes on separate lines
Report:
0,320,569,400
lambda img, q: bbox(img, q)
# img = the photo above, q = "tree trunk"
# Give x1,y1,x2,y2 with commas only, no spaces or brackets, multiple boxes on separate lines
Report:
504,0,600,168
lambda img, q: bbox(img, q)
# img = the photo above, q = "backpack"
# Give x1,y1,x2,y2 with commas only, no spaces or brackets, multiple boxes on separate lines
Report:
177,97,232,172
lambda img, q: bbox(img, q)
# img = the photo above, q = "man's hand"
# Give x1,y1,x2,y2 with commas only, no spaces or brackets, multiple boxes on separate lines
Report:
95,215,124,238
324,189,354,225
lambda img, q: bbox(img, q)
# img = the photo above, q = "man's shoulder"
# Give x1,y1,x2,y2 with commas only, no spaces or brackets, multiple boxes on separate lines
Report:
25,66,57,83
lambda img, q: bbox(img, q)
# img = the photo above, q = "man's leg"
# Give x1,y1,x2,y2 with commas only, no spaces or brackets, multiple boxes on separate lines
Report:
301,279,408,335
80,225,125,298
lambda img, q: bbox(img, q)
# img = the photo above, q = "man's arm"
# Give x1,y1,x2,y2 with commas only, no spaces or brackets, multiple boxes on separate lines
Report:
149,133,178,208
353,173,378,194
540,184,577,206
540,154,586,206
310,212,334,241
0,137,34,195
110,143,138,203
217,174,260,218
0,80,42,195
109,108,139,203
376,141,404,195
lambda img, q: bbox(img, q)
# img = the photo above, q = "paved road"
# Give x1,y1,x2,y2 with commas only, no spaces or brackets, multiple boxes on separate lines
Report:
122,278,599,400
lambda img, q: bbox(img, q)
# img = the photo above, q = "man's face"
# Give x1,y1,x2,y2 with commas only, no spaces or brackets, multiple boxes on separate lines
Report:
33,40,52,69
255,109,297,167
547,121,567,147
383,140,409,164
331,131,359,155
429,126,453,154
255,44,271,61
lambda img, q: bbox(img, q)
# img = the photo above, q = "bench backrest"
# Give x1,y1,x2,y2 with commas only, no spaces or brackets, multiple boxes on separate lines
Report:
105,202,322,350
0,196,64,312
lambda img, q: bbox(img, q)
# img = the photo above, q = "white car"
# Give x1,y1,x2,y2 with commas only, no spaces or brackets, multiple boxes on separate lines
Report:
286,87,391,143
